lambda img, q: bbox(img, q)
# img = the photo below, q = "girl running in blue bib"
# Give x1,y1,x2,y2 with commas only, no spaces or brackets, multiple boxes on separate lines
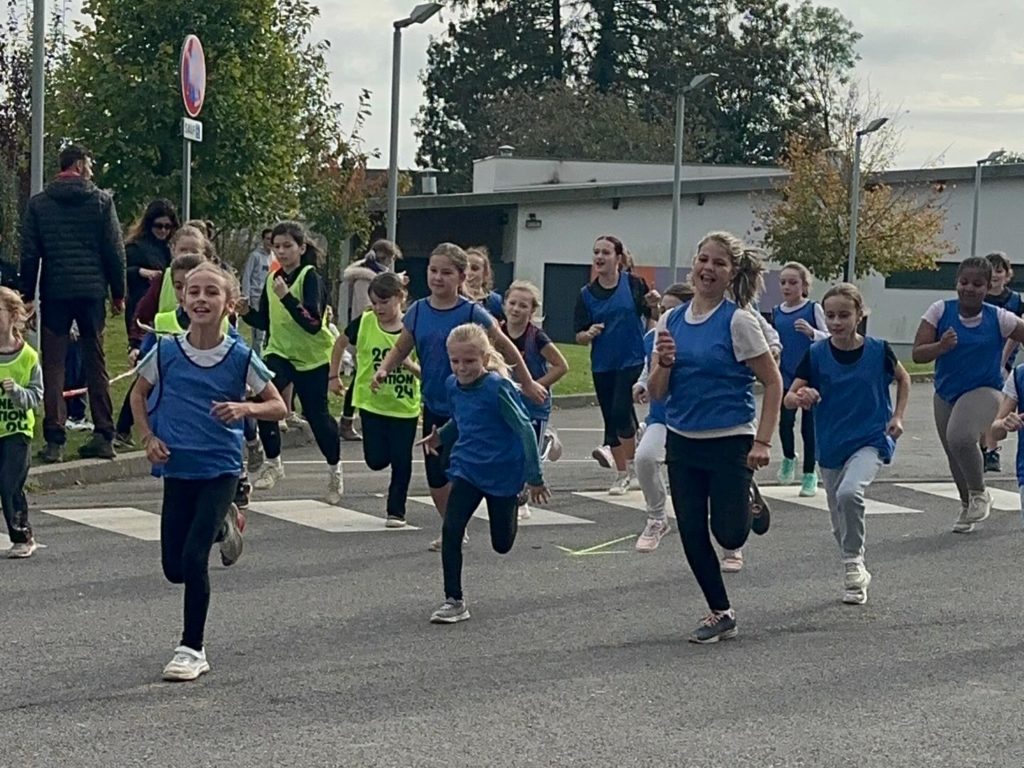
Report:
785,283,910,605
772,261,829,496
982,251,1024,471
648,232,782,644
372,243,548,550
574,235,658,495
131,263,285,682
501,280,568,519
465,247,505,321
913,256,1024,533
419,323,550,624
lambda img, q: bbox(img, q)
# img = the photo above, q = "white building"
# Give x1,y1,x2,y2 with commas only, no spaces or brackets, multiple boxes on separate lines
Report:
391,155,1024,354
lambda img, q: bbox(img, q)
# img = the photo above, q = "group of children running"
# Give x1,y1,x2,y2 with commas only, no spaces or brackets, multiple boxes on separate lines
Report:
4,223,1024,674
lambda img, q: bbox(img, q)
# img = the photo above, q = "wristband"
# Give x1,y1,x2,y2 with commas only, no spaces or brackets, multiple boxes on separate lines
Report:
753,438,771,448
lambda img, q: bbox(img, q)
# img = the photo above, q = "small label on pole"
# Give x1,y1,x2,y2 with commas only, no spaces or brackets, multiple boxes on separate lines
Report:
182,117,203,142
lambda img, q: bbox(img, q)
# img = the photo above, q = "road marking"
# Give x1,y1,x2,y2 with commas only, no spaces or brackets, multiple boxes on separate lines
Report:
282,459,598,466
0,532,9,549
409,497,592,526
248,500,419,532
573,490,677,518
41,507,161,540
896,482,1021,511
758,485,922,515
556,534,637,556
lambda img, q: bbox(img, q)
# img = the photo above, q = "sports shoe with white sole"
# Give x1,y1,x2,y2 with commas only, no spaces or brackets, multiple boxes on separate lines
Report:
430,599,470,624
385,516,407,528
7,540,38,559
635,518,670,552
689,611,738,644
518,504,532,521
952,505,974,534
608,474,631,496
964,491,992,524
542,428,563,462
161,645,210,682
325,470,343,505
246,441,265,473
720,549,744,572
428,533,469,551
592,445,614,469
253,461,285,490
219,504,244,567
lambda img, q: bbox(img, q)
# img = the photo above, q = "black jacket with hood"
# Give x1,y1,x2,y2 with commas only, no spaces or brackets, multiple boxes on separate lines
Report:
19,174,126,303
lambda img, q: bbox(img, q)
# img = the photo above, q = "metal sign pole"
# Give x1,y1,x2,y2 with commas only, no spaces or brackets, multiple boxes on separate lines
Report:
182,135,191,221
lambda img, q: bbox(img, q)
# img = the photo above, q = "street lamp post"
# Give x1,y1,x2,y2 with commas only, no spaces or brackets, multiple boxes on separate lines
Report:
668,73,717,281
971,150,1005,257
30,0,45,196
386,2,443,242
847,117,888,282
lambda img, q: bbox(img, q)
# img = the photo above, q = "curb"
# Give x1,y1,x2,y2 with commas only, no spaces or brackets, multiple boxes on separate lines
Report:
29,426,314,492
553,372,936,409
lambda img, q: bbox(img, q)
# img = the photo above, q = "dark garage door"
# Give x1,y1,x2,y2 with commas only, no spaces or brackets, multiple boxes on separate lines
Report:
543,263,592,343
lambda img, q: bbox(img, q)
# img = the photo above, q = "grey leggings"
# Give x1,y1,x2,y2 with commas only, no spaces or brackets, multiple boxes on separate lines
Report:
933,388,1001,505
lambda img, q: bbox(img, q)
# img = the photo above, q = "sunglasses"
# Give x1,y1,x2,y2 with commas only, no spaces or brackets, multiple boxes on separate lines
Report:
153,223,174,231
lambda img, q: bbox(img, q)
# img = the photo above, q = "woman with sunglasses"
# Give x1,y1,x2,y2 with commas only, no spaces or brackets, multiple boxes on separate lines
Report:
125,199,179,346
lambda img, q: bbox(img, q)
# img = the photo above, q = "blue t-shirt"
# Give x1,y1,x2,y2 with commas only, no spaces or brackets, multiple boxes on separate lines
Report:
403,297,495,416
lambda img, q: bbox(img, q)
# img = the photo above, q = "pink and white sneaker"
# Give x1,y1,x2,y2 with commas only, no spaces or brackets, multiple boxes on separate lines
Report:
721,549,744,573
635,518,671,552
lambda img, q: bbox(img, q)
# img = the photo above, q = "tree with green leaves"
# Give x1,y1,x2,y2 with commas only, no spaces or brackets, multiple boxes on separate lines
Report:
50,0,373,254
761,94,953,280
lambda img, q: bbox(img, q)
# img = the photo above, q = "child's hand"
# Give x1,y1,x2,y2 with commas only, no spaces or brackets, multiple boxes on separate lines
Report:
1002,412,1024,432
746,442,771,470
328,376,345,396
1,378,15,393
633,383,648,404
938,327,958,353
143,434,170,464
522,379,548,406
886,416,904,439
528,483,551,505
585,323,605,341
370,367,388,393
415,426,441,456
794,318,815,339
271,274,289,299
236,298,250,316
795,386,820,409
644,289,661,308
128,348,140,364
210,401,250,423
655,329,675,367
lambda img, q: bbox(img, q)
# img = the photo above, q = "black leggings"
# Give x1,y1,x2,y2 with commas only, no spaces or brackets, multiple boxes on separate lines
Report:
116,382,134,436
0,436,31,544
160,474,237,651
257,357,340,465
779,404,816,473
361,409,418,518
667,433,753,613
422,406,453,489
592,366,642,448
442,477,519,600
342,385,356,420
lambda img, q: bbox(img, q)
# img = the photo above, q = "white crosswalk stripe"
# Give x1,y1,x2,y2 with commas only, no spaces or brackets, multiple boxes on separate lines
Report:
247,500,419,532
758,485,922,515
896,482,1021,511
41,507,161,540
573,490,674,518
409,497,593,526
0,532,9,549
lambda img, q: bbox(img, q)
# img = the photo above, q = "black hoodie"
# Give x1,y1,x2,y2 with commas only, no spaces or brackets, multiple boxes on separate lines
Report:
19,175,126,303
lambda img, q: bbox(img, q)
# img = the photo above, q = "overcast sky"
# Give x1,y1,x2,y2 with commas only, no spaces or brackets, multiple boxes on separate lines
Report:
49,1,1024,170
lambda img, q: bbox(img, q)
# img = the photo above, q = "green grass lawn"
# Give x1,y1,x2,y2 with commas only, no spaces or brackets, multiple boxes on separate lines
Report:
902,361,934,376
553,343,594,396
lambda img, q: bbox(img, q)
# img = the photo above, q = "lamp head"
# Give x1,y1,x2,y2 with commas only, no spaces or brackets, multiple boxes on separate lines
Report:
408,2,443,24
858,117,888,136
685,72,719,93
980,149,1006,165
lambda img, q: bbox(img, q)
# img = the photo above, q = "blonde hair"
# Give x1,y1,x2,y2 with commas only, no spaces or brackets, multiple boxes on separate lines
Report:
466,246,494,292
822,282,868,317
447,323,511,379
431,242,469,273
696,231,765,308
0,287,28,341
504,280,542,319
185,262,240,302
169,224,216,262
780,261,813,298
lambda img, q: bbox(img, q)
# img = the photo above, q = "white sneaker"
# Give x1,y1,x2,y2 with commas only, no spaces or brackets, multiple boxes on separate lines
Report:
953,505,974,534
721,549,744,572
627,469,641,491
843,562,871,590
592,445,614,469
7,540,38,559
253,461,285,490
385,516,407,528
429,532,470,551
161,645,210,681
67,417,94,432
542,428,563,462
325,469,343,505
518,504,531,521
964,491,992,524
635,518,670,552
285,413,307,429
608,475,631,496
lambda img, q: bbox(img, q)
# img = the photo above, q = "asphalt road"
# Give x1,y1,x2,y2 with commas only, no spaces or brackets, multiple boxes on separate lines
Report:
5,382,1024,767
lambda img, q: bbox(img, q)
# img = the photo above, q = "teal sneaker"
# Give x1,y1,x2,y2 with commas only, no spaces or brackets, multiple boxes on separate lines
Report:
799,472,818,497
777,457,796,484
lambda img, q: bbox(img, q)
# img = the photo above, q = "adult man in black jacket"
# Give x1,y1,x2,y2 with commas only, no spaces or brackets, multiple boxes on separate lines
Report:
19,144,126,462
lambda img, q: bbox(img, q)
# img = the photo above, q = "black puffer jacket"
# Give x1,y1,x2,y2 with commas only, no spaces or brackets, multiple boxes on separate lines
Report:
19,175,126,302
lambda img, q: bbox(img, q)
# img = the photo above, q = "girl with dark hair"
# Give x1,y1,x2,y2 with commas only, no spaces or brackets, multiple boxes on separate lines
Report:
913,256,1024,533
125,199,179,338
647,232,781,644
242,221,342,504
573,235,659,495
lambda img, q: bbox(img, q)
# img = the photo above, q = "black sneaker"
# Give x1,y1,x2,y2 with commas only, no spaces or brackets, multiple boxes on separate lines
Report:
77,435,116,460
984,449,1001,473
235,476,251,509
689,611,738,644
39,442,64,464
749,480,771,535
